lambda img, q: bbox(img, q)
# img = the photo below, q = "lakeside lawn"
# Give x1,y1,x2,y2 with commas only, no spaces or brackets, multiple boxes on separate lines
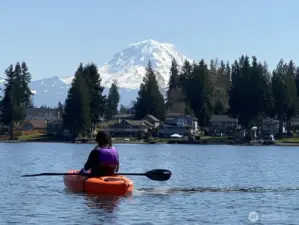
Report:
18,134,57,141
200,136,227,140
276,137,299,143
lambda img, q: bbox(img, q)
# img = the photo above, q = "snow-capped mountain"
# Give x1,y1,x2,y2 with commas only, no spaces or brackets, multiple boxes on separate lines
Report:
58,39,193,89
99,39,193,89
0,39,193,107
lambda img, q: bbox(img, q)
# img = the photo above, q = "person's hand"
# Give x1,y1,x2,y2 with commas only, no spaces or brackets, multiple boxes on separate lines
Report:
79,168,88,174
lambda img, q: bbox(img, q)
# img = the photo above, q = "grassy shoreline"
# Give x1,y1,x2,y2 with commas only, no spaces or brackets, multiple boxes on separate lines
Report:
1,134,299,146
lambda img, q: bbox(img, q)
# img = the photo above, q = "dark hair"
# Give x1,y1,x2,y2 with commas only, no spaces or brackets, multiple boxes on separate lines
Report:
95,130,112,147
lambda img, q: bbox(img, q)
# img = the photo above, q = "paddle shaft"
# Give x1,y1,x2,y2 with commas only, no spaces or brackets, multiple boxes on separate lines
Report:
117,173,146,176
22,172,146,177
21,169,172,181
22,173,79,177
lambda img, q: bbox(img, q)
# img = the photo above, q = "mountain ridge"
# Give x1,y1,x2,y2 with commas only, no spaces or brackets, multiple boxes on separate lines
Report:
0,39,193,107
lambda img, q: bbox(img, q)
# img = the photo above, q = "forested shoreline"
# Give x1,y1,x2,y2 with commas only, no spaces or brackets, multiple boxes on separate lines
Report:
1,55,299,139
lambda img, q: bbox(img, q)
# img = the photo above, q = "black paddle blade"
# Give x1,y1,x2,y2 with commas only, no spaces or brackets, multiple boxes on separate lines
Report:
145,169,172,181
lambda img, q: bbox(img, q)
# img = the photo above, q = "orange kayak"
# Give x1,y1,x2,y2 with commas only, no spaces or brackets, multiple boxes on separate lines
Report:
63,170,134,195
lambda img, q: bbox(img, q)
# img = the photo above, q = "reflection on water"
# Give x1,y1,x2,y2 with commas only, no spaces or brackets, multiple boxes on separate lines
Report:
84,193,132,213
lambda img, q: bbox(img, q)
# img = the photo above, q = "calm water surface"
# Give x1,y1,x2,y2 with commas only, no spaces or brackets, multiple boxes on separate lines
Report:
0,142,299,224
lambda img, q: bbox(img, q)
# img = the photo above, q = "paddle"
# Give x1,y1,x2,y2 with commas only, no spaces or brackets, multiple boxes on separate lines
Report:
21,169,172,181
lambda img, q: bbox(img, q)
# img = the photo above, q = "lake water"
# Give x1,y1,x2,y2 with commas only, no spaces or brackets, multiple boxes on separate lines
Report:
0,143,299,225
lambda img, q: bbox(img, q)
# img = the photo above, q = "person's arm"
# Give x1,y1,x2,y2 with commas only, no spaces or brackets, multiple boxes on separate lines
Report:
84,149,97,170
115,151,119,172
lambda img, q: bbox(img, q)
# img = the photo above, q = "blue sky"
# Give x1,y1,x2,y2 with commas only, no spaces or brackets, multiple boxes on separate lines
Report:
1,0,299,80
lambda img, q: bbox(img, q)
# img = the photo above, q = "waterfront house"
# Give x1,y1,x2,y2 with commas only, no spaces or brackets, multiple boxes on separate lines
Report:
262,118,286,135
47,119,64,136
101,119,154,137
112,113,135,121
209,115,238,135
19,119,47,135
158,114,199,138
143,115,160,128
26,107,60,121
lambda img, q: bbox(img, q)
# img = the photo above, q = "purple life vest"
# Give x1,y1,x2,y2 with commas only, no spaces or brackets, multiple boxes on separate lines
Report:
96,147,119,168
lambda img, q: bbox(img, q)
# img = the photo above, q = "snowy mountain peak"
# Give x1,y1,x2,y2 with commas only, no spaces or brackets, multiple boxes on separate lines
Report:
129,39,175,50
99,39,193,89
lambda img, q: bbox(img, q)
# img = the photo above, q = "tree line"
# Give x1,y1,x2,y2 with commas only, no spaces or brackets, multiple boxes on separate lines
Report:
133,56,299,137
2,55,299,139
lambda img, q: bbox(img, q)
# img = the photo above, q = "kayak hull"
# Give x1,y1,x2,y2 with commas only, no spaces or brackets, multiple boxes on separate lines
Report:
63,170,134,195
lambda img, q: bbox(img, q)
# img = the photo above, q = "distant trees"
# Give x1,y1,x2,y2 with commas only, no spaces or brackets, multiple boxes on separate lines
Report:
131,55,299,135
164,59,214,126
228,56,272,129
0,62,33,139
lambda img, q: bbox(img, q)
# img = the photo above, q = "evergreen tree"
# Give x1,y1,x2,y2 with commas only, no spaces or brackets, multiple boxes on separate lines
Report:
249,57,272,124
82,63,106,130
261,61,275,118
271,60,288,135
285,60,299,126
213,99,225,115
181,60,213,126
210,60,231,114
166,59,179,100
228,59,241,118
228,56,272,128
57,101,64,119
119,104,128,114
272,60,299,135
134,61,166,120
63,64,91,139
166,59,186,114
13,62,23,108
178,60,194,115
0,64,26,138
20,62,34,108
179,60,193,86
105,80,120,120
295,67,299,98
209,59,218,78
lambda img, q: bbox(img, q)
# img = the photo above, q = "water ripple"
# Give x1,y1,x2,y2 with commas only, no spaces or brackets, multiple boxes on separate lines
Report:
137,186,299,194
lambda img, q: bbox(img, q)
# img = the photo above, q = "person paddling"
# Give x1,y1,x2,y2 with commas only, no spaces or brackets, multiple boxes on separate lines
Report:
79,130,119,176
